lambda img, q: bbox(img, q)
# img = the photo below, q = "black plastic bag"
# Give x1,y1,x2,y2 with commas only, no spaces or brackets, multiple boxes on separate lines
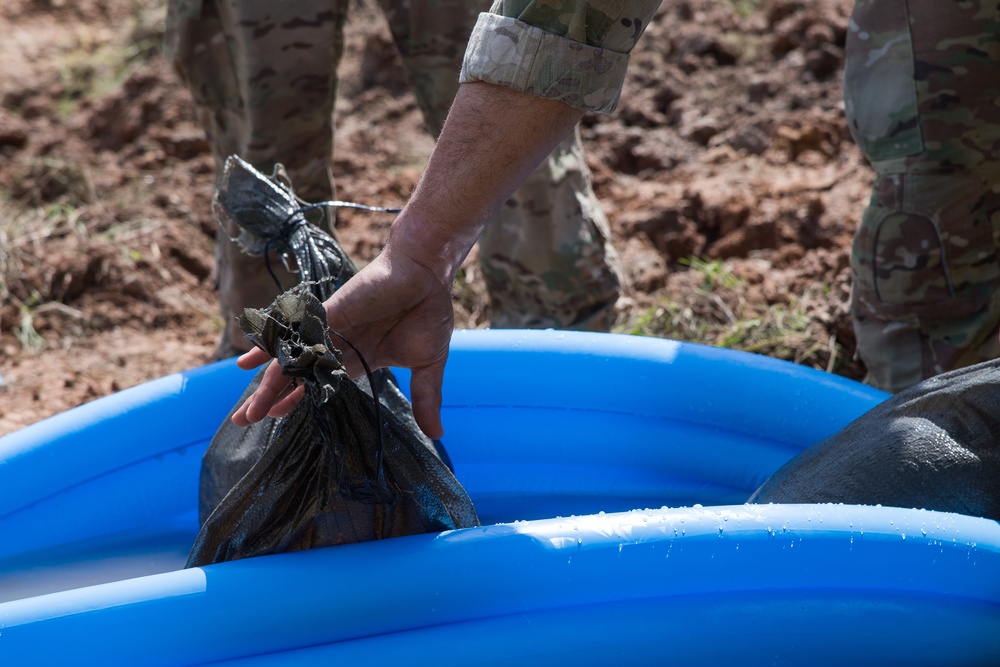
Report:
187,288,479,566
750,360,1000,520
186,157,478,567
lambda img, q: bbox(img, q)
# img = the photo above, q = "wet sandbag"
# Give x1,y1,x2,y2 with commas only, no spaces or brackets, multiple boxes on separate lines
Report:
187,288,479,567
750,360,1000,520
198,155,450,523
189,155,472,565
199,155,361,522
197,366,443,527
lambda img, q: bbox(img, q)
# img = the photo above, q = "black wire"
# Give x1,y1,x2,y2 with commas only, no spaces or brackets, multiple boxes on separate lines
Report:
280,200,401,230
327,328,386,486
263,239,285,293
298,199,402,215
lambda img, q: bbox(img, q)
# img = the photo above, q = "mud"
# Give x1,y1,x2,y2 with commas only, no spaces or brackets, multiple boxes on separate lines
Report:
0,0,870,435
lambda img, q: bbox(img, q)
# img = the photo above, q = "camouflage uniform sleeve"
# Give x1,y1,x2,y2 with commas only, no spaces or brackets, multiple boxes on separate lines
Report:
459,0,662,114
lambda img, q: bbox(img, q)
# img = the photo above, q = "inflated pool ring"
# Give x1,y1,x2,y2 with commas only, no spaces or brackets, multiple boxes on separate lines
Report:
1,331,998,666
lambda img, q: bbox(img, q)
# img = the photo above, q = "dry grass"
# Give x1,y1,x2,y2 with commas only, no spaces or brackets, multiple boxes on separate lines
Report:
616,257,848,375
0,0,167,343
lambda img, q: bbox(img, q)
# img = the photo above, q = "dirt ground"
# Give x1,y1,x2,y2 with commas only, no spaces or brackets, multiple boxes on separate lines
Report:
0,0,871,436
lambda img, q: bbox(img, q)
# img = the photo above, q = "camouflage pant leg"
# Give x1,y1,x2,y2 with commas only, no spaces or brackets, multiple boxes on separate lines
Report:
845,0,1000,392
480,126,622,331
376,0,478,132
166,0,348,199
851,173,1000,391
379,0,622,331
165,0,348,353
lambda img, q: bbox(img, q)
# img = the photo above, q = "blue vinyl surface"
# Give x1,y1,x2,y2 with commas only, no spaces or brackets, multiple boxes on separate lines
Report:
1,330,997,666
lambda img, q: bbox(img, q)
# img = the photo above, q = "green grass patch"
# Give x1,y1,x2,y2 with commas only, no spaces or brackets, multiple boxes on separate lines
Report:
53,0,166,116
725,0,765,18
616,256,849,375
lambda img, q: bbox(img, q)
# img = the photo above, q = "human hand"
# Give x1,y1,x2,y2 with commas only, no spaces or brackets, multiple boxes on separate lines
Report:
230,242,456,438
232,83,585,436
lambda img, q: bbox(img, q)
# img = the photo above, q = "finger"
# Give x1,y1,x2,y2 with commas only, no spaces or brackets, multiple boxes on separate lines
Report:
230,383,277,427
236,347,271,370
231,399,253,428
267,383,305,419
244,381,286,423
231,393,266,427
231,363,291,426
409,363,446,440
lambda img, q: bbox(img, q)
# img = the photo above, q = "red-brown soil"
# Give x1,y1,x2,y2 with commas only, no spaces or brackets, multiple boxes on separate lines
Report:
0,0,870,436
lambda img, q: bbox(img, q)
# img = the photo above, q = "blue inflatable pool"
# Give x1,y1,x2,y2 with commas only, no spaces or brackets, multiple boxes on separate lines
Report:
1,330,998,666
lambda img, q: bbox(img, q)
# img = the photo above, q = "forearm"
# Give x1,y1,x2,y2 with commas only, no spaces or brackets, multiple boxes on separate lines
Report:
385,80,584,284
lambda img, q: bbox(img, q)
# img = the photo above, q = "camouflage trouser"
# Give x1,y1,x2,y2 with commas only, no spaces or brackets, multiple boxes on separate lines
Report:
165,0,621,354
844,0,1000,393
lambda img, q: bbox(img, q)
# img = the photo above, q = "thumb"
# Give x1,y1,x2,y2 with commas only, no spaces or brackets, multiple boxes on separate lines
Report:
408,363,446,440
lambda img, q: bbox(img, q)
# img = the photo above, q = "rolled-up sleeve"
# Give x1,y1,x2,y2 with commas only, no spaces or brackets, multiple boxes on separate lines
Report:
460,0,662,114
